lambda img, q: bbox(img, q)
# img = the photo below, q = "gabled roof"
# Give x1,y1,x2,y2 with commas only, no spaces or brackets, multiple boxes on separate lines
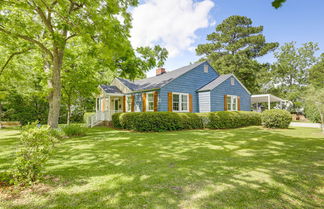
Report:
116,77,138,91
100,84,122,94
116,61,207,91
198,74,232,92
198,74,251,94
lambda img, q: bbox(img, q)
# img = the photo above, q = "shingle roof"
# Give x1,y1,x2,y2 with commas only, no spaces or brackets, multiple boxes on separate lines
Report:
198,74,233,92
117,61,206,91
100,85,123,94
116,77,139,91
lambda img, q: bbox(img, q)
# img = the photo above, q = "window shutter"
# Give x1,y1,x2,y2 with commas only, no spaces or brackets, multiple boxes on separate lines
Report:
237,96,241,111
142,93,146,112
224,95,228,111
123,96,126,112
153,91,158,112
131,95,135,112
189,94,193,112
168,92,173,112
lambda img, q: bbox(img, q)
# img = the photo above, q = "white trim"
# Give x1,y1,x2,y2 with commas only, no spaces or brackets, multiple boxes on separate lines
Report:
172,92,189,112
198,91,210,113
114,78,132,92
197,74,251,95
230,77,235,86
251,94,284,102
125,95,132,112
230,74,251,95
227,95,238,111
146,92,154,112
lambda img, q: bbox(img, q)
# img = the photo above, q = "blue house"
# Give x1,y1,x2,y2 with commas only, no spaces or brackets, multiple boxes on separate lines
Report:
91,61,251,126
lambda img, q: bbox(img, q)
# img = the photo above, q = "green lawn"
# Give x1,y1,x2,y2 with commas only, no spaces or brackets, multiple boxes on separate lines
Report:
0,126,323,209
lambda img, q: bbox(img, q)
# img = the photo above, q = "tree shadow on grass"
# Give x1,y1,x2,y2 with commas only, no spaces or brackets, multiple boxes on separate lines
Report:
2,127,324,208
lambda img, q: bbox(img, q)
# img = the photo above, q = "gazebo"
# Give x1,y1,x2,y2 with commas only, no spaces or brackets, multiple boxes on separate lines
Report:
251,94,284,112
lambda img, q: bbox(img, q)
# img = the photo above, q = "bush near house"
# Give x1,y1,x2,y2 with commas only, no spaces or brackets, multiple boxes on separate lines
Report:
62,124,88,137
112,111,261,132
261,109,292,129
208,111,261,129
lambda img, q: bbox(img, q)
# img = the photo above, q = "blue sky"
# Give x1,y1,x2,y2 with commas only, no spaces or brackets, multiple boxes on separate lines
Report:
130,0,324,77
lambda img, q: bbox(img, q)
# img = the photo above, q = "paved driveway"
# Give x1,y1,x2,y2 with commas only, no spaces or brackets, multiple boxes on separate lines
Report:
290,122,322,128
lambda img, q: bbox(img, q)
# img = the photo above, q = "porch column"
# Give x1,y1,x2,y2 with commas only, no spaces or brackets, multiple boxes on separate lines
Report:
256,102,259,112
268,95,271,110
95,97,98,112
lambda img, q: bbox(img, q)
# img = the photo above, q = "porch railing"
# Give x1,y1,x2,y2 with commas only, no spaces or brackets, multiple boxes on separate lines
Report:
88,111,111,127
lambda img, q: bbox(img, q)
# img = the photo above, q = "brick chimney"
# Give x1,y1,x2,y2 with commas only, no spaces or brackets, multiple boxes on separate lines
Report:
156,67,166,76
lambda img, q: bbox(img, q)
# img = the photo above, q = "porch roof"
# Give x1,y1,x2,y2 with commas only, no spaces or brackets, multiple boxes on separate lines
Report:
251,94,284,104
100,85,123,94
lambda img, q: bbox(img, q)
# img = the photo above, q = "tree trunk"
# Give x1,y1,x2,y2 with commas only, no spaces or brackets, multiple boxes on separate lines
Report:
47,50,64,128
67,103,71,125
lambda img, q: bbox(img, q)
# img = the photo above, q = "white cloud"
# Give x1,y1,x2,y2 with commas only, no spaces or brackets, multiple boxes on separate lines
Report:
130,0,215,57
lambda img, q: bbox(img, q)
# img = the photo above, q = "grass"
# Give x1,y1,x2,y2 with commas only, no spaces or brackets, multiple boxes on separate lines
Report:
0,126,323,209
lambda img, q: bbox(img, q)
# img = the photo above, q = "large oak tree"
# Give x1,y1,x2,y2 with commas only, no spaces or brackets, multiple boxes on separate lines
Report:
0,0,166,128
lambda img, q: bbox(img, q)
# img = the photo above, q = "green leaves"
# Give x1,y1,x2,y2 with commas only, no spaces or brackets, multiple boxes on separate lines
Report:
196,15,278,93
272,0,287,9
309,54,324,88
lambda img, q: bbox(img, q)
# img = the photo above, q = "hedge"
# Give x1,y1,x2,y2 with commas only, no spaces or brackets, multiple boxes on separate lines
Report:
261,109,292,129
112,111,261,132
208,111,261,129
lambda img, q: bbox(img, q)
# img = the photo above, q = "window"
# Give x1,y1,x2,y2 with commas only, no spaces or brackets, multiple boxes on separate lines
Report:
146,92,154,111
204,64,208,73
227,95,238,111
126,95,132,112
172,93,189,112
231,77,235,86
173,94,180,111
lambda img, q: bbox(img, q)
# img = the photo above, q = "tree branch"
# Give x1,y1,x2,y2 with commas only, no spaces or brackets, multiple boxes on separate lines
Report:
0,26,53,59
30,0,54,34
66,33,77,41
0,48,33,76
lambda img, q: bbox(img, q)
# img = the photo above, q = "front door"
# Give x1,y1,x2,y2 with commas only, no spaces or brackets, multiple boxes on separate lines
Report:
114,99,121,113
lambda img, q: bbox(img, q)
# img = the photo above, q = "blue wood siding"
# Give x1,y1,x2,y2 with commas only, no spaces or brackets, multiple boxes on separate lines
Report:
134,92,142,112
210,76,251,111
131,90,161,112
159,62,219,112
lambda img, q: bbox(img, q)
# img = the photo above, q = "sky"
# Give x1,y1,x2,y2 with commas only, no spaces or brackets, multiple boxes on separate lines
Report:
130,0,324,77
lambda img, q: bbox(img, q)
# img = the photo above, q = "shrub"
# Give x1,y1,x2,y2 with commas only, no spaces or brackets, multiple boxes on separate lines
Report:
12,126,59,185
62,124,87,137
207,111,261,129
122,112,183,132
0,172,14,186
304,104,321,123
112,111,261,132
178,113,204,129
112,112,123,129
261,109,292,129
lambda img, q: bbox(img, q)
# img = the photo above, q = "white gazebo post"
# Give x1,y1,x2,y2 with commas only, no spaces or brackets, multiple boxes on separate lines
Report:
268,94,271,110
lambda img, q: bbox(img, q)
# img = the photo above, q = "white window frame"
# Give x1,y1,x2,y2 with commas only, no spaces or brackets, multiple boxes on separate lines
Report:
204,64,208,73
172,92,189,112
227,95,238,111
231,77,235,86
146,92,154,112
126,95,132,112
